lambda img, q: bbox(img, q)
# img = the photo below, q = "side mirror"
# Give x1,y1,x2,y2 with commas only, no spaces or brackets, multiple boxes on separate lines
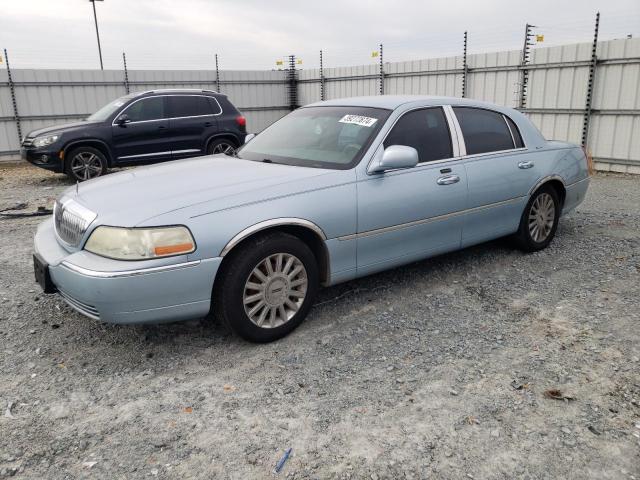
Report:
115,113,131,126
368,145,419,174
244,133,256,143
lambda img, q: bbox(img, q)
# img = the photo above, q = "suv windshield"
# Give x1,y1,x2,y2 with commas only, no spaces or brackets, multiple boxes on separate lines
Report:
87,94,135,122
237,106,390,169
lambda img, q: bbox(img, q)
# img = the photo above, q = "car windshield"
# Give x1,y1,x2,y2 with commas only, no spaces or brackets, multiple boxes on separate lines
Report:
87,94,135,122
237,106,391,169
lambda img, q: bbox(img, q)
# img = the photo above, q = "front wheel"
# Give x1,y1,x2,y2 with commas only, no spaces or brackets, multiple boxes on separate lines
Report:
207,138,237,156
65,147,107,181
513,185,560,252
214,232,319,342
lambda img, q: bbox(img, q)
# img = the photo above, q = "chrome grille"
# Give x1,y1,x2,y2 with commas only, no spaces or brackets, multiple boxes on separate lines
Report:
54,199,97,247
22,137,35,148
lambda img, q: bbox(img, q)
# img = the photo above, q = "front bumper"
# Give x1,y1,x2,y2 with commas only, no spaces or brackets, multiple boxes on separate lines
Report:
34,218,222,324
21,147,64,172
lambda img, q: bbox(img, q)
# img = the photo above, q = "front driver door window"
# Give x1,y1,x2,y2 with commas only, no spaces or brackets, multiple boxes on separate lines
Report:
112,97,171,162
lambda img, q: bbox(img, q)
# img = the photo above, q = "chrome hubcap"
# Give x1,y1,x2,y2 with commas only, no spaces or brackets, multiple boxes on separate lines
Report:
528,192,555,242
212,143,235,155
243,253,308,329
70,152,102,180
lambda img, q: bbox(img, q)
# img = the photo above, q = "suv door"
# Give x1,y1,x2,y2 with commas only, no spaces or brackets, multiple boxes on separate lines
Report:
111,96,171,163
356,107,468,276
167,95,220,159
452,107,533,246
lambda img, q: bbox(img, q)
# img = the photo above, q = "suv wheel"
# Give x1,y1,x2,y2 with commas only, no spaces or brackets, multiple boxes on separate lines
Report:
214,232,319,343
207,138,237,156
65,147,107,181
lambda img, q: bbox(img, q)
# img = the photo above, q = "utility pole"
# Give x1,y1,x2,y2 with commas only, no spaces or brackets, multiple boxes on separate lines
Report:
89,0,104,70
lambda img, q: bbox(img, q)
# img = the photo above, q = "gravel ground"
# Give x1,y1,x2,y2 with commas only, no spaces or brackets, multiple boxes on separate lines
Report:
1,162,639,480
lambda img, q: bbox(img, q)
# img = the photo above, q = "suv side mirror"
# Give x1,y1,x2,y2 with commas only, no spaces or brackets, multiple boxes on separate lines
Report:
115,113,131,126
368,145,419,174
244,133,256,143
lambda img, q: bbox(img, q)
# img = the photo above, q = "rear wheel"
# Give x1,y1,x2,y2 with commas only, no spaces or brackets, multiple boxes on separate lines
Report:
514,185,560,252
214,232,319,342
207,138,237,156
65,147,107,181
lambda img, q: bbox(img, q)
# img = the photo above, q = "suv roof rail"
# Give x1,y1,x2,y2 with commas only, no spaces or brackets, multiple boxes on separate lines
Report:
135,88,224,95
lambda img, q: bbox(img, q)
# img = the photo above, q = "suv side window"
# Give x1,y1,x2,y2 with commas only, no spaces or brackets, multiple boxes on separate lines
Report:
453,107,515,155
383,107,452,163
123,97,165,122
168,96,216,118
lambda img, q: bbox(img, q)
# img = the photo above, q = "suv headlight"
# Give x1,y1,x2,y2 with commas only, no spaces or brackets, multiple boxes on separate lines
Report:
85,226,196,260
33,134,59,148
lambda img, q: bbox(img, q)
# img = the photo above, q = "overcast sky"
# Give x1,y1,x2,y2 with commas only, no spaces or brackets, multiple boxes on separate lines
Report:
2,0,640,70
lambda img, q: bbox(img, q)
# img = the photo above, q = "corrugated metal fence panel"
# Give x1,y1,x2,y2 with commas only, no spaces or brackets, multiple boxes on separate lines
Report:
298,68,322,105
467,49,522,107
13,69,127,117
324,64,379,98
386,56,462,97
588,38,640,165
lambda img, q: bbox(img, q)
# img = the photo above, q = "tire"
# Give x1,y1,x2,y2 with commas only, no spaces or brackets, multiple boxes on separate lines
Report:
214,232,319,343
207,138,237,156
513,185,560,252
65,146,108,182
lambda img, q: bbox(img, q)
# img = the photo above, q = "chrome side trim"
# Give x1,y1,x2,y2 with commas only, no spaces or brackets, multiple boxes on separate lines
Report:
220,218,327,257
528,175,566,195
172,149,201,155
118,151,171,160
111,94,223,126
338,197,525,241
60,260,201,278
566,176,590,187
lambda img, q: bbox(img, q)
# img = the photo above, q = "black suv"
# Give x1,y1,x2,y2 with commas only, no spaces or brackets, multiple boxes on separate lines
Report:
21,89,247,181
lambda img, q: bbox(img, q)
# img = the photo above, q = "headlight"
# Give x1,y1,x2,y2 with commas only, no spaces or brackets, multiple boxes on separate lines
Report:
33,135,59,148
84,226,196,260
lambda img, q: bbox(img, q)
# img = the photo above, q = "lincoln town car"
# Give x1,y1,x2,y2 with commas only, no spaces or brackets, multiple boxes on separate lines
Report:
33,96,590,342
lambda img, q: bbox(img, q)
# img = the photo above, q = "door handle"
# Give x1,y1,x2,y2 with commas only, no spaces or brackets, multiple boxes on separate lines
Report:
158,125,167,130
204,121,213,127
518,161,534,169
437,174,460,185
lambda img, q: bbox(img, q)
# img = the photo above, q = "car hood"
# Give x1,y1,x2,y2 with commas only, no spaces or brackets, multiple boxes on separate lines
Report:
65,155,339,227
26,121,101,138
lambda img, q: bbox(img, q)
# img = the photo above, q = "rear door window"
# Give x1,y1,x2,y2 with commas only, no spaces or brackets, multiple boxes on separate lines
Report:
383,107,452,163
168,96,215,118
453,107,515,155
123,97,166,122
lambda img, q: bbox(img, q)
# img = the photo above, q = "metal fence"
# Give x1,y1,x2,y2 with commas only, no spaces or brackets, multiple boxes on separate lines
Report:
2,36,640,173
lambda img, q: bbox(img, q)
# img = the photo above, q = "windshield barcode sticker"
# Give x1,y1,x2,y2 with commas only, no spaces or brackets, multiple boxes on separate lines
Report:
339,115,378,127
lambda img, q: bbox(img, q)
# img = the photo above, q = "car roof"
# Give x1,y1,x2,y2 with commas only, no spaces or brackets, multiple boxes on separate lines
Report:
305,95,512,111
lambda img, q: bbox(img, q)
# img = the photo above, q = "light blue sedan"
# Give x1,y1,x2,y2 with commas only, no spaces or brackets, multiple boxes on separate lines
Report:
33,96,590,342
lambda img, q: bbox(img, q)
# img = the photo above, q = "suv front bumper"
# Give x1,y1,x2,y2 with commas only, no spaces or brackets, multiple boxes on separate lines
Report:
22,147,64,172
34,218,221,324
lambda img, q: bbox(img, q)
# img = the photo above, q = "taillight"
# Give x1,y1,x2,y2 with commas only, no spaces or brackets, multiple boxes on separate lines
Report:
582,146,595,176
235,116,246,127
